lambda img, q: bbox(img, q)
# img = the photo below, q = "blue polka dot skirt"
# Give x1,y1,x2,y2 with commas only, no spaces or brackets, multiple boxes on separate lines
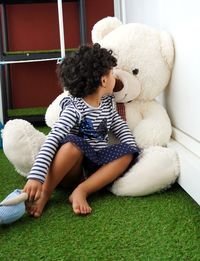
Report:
61,134,140,175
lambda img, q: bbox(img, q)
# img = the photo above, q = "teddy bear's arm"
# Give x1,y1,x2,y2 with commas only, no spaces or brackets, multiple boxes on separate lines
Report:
45,92,69,128
110,109,139,149
133,101,172,148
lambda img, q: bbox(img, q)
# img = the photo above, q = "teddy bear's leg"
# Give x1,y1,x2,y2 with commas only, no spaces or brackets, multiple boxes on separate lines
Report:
2,119,46,177
110,146,180,196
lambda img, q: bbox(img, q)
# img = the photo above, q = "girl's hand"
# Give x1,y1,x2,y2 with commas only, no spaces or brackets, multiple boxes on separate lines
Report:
23,179,42,202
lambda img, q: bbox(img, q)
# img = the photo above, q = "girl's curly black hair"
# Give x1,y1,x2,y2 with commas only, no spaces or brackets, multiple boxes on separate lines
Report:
57,43,117,98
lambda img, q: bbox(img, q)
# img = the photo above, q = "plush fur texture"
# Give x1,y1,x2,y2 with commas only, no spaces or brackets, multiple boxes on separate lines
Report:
2,120,46,177
111,146,180,196
2,17,180,196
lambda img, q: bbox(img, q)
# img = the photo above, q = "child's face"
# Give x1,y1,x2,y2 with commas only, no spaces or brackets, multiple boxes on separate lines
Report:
103,69,116,95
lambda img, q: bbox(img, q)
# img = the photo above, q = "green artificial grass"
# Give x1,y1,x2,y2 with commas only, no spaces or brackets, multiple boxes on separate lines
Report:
0,127,199,260
8,107,47,117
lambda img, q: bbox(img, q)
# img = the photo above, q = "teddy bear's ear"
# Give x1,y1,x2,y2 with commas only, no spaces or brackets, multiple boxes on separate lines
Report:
92,16,122,43
160,31,175,71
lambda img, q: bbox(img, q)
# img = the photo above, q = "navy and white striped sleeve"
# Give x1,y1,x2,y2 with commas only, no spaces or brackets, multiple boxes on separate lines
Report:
27,105,79,183
110,100,139,149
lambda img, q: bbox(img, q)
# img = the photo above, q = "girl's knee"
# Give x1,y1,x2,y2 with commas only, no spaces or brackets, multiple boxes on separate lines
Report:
62,142,82,157
123,153,134,163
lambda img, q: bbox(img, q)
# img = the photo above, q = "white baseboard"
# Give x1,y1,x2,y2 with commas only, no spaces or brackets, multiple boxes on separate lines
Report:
168,139,200,206
172,127,200,158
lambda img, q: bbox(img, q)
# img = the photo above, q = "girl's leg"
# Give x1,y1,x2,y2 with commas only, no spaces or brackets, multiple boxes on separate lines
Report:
27,142,84,217
69,154,133,215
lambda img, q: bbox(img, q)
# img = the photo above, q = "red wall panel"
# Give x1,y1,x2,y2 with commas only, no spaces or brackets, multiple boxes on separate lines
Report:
10,61,61,108
7,2,80,51
85,0,114,43
5,0,114,108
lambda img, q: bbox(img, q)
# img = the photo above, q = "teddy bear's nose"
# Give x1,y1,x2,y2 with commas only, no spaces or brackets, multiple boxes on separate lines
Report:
113,78,124,92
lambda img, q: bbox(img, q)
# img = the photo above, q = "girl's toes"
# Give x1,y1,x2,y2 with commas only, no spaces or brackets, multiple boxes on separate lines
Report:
33,211,42,218
73,203,81,214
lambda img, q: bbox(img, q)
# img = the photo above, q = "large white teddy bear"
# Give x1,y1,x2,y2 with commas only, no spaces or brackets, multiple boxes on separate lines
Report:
2,17,180,196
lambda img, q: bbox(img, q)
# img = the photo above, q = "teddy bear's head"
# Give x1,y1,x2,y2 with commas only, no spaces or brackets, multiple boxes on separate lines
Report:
92,17,174,103
45,17,174,128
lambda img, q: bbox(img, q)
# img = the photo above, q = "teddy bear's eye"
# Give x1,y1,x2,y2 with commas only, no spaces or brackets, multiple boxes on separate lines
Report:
132,68,139,75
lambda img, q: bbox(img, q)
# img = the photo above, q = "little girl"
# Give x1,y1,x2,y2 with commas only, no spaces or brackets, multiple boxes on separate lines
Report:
24,44,140,216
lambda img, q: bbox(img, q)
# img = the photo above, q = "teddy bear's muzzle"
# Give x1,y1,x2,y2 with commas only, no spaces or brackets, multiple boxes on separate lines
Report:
113,78,124,92
113,68,141,103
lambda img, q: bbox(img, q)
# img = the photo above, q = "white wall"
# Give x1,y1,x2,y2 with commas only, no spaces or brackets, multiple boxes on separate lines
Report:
125,0,162,28
124,0,200,157
119,0,200,204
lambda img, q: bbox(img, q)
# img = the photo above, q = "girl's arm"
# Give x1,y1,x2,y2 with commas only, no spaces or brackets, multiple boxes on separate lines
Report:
110,107,139,150
23,105,79,200
28,106,79,183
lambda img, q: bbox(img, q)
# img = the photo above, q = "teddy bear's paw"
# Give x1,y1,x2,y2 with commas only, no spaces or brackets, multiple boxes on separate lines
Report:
2,119,46,176
110,146,180,196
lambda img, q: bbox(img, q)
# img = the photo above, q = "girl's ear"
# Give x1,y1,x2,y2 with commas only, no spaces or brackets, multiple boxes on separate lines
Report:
101,76,107,87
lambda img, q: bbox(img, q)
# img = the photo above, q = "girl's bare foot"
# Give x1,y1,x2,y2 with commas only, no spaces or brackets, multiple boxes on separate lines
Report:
26,191,49,218
69,186,92,215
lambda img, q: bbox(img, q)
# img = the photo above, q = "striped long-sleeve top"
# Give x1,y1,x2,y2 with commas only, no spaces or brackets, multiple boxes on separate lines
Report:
28,95,139,183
